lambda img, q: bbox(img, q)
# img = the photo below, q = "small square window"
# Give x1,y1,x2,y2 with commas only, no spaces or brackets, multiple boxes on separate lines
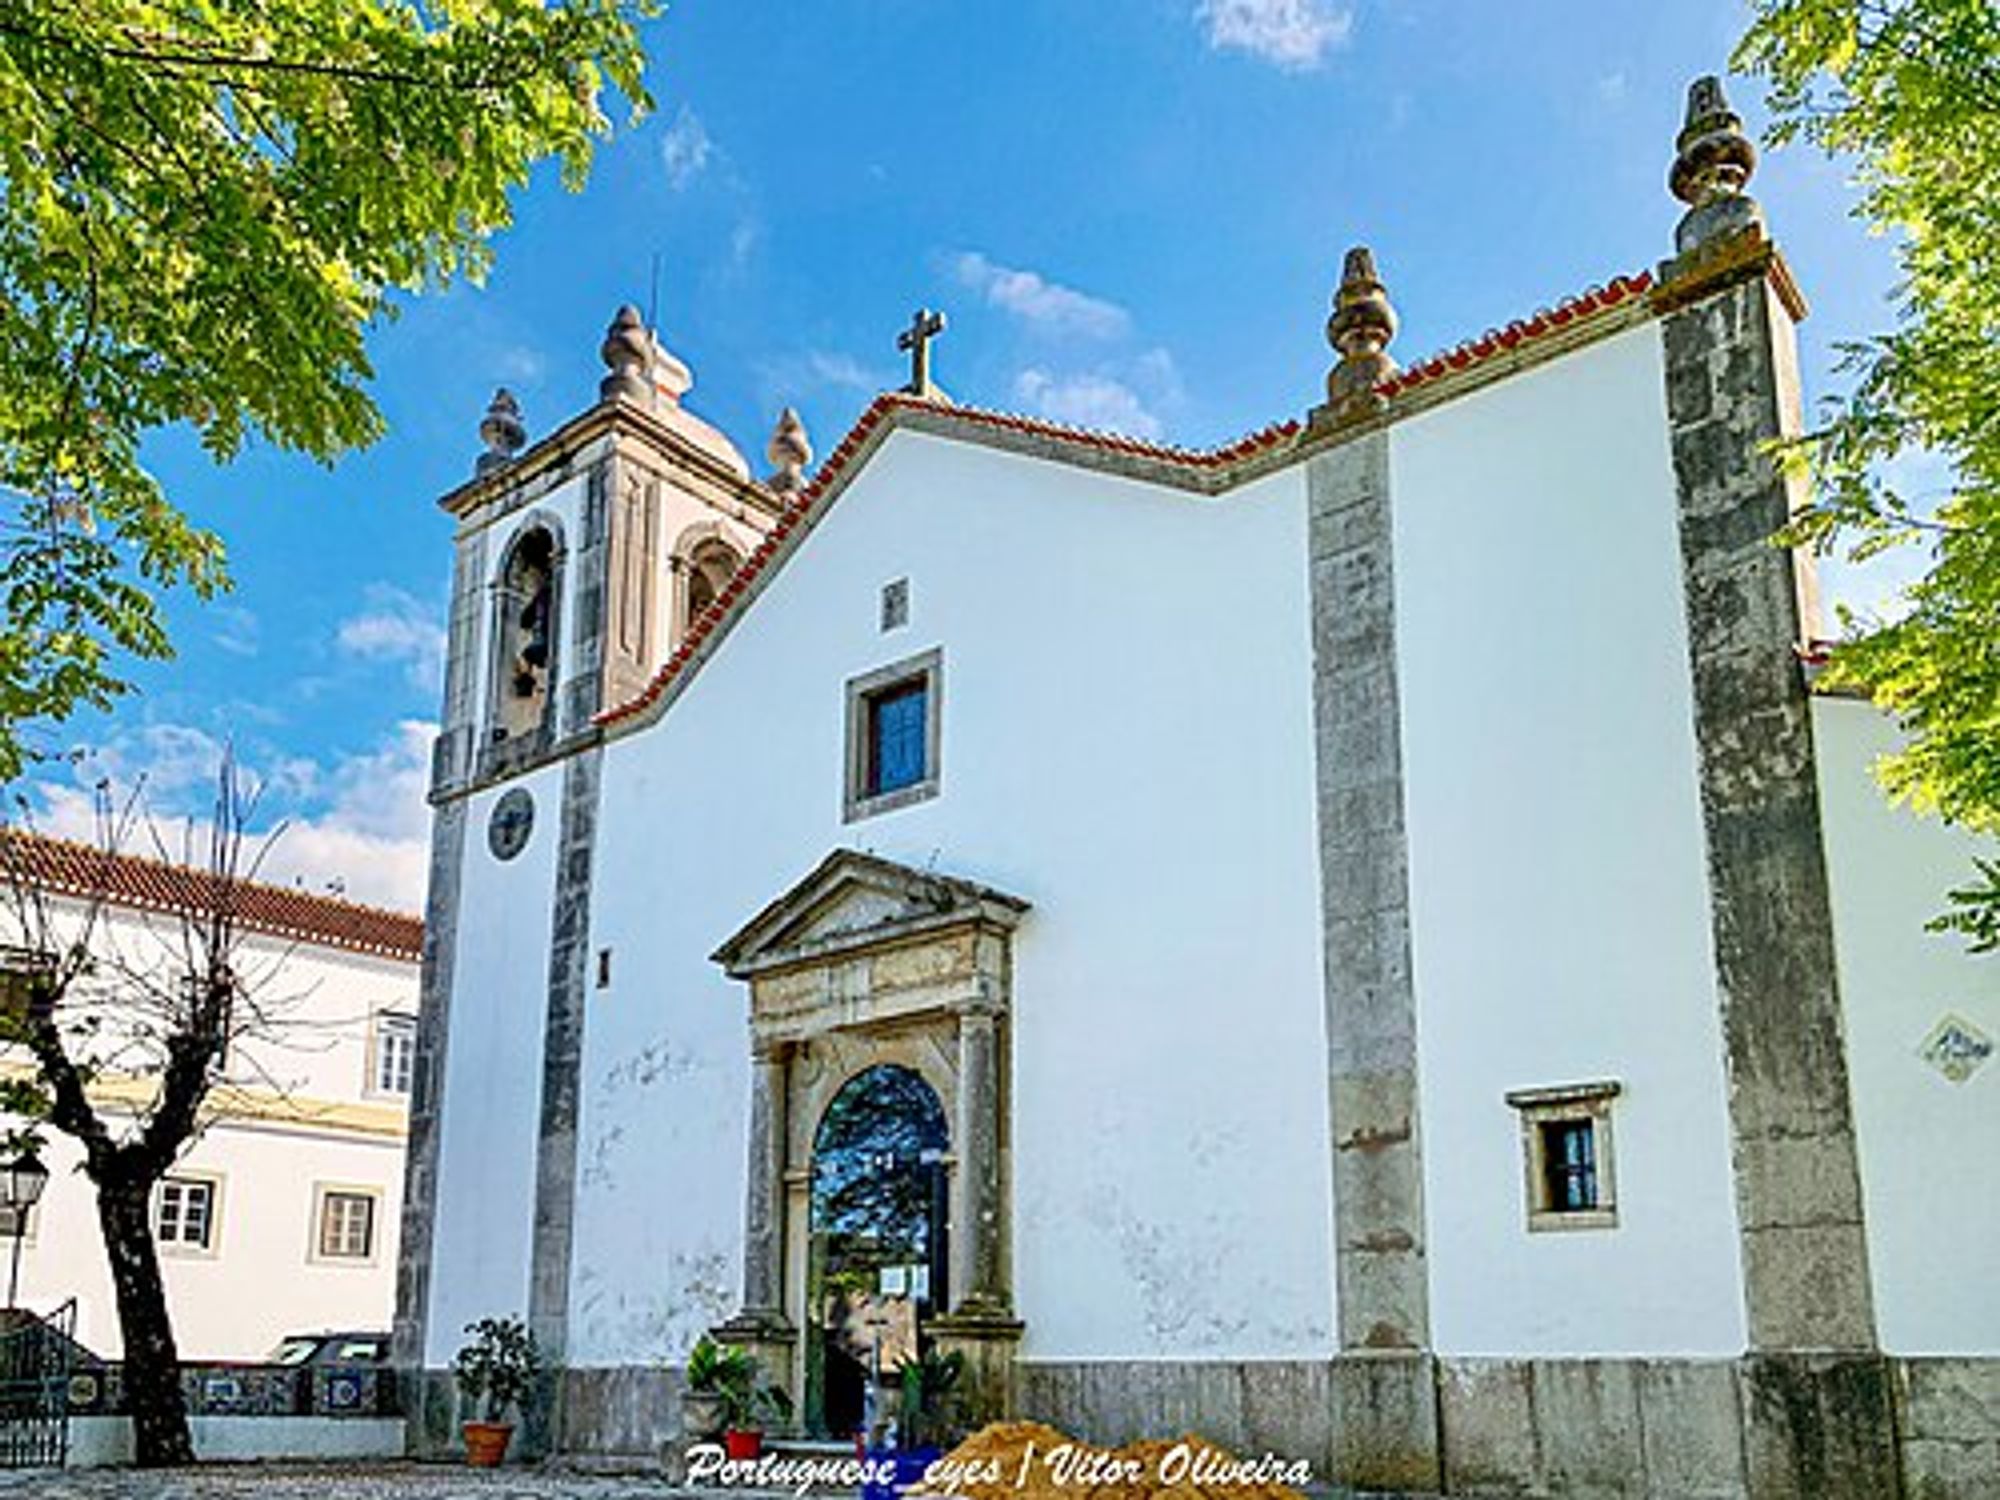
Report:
157,1176,220,1253
316,1189,378,1262
881,578,910,632
844,650,942,822
1505,1081,1620,1233
373,1012,417,1096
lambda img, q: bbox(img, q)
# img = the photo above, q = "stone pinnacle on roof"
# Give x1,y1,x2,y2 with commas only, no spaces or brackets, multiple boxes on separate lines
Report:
766,407,813,494
1319,246,1399,422
1669,75,1763,255
599,304,654,405
475,388,526,476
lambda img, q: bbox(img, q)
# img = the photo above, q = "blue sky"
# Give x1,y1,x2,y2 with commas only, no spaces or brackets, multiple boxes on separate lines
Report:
28,0,1919,909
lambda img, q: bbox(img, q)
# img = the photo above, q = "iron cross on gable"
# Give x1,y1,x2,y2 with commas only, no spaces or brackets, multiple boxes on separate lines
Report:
897,307,946,398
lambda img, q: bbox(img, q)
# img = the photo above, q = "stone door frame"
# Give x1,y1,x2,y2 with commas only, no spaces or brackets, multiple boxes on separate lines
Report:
709,849,1030,1425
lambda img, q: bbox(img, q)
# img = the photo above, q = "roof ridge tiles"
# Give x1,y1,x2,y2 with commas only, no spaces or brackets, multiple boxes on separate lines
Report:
0,829,423,961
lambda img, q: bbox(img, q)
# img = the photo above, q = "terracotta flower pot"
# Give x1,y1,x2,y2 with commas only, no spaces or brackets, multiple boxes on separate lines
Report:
724,1427,763,1461
463,1419,514,1467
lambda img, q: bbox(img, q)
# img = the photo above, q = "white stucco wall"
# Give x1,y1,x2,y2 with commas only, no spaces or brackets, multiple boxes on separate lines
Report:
421,764,564,1364
570,431,1333,1367
1814,696,2000,1355
17,1123,405,1360
3,909,414,1361
1393,325,1749,1356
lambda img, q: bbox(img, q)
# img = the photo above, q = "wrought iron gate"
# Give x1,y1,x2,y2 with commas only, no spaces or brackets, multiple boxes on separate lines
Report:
0,1301,75,1468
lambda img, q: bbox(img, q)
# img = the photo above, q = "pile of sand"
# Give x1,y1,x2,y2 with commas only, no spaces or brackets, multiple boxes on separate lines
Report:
912,1420,1308,1500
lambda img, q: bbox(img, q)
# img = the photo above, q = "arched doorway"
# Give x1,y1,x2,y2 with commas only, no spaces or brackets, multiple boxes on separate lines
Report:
806,1064,950,1439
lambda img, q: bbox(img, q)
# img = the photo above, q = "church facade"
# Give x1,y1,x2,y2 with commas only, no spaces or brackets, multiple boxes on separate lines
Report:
394,81,2000,1497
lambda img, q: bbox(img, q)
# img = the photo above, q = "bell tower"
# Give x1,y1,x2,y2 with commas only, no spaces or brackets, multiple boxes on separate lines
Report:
426,307,790,796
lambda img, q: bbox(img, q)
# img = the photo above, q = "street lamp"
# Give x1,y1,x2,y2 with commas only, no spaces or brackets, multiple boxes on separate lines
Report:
0,1151,49,1310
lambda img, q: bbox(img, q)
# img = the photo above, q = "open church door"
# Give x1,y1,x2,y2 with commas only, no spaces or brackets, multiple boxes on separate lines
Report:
805,1064,950,1441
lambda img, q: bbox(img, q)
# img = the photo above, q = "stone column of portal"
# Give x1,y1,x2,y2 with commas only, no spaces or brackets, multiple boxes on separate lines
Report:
953,1005,1005,1312
1658,77,1893,1499
933,998,1021,1427
1306,248,1441,1496
715,1038,797,1419
740,1039,790,1321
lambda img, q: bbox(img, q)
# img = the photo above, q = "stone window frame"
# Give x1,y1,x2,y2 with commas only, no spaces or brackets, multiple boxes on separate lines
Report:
843,648,943,823
1504,1080,1621,1234
155,1172,225,1258
308,1182,383,1267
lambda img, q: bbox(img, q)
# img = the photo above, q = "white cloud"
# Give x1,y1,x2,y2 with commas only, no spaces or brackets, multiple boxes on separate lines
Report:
951,252,1131,341
661,106,713,191
1014,370,1165,441
28,721,435,913
211,605,259,658
493,345,547,385
758,349,890,406
336,585,446,694
1595,71,1629,107
1196,0,1353,71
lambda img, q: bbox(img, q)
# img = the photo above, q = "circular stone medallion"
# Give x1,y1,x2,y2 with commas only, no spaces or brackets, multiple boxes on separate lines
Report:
488,787,535,861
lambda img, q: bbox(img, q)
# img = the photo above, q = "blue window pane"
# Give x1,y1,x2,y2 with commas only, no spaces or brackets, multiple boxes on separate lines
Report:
869,682,928,795
1542,1120,1598,1211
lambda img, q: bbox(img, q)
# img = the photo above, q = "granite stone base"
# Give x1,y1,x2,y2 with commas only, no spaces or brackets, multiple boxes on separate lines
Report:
398,1354,2000,1497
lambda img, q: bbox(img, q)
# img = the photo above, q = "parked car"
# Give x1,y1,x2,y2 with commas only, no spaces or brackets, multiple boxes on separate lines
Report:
265,1331,390,1367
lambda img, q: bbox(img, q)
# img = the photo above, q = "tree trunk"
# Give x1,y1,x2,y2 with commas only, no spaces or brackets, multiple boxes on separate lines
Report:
96,1179,194,1466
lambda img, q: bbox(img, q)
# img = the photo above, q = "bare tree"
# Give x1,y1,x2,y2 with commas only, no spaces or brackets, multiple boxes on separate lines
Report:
0,757,300,1467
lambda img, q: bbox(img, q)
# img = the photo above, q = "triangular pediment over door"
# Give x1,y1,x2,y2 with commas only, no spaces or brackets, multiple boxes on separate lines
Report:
712,847,1030,983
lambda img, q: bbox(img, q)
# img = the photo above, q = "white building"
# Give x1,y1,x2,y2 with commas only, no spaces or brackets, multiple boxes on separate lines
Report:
395,80,1999,1497
2,832,419,1362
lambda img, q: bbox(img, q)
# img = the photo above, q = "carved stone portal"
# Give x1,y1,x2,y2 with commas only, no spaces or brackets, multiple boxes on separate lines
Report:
710,850,1029,1434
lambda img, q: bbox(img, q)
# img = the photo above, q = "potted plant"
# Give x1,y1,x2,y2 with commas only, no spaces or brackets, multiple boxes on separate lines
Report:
682,1335,751,1445
892,1347,963,1489
716,1349,792,1461
452,1316,541,1467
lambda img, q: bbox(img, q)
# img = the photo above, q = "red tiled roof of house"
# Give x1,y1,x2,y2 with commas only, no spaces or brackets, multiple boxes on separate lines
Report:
0,830,424,962
597,265,1662,732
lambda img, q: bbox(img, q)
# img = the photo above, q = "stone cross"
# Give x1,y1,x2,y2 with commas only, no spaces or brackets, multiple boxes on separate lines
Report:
897,308,947,398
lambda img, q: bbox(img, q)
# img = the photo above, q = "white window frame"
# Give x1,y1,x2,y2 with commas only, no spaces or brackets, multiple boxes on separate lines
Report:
155,1173,223,1257
370,1011,418,1098
309,1183,382,1267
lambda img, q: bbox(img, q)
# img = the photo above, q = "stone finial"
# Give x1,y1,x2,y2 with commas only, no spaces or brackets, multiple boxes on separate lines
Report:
1670,75,1763,254
475,388,526,476
1321,246,1398,420
765,407,812,494
599,304,654,405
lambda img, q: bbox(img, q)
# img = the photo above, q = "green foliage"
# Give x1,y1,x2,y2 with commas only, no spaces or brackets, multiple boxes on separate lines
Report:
897,1346,963,1449
697,1341,790,1433
683,1333,755,1395
453,1315,542,1423
1739,1,2000,941
0,1,651,777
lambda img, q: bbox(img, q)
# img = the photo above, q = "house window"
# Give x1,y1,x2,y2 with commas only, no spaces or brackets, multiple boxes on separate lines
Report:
374,1012,417,1096
844,650,943,822
1504,1080,1620,1232
156,1176,218,1252
316,1189,378,1262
